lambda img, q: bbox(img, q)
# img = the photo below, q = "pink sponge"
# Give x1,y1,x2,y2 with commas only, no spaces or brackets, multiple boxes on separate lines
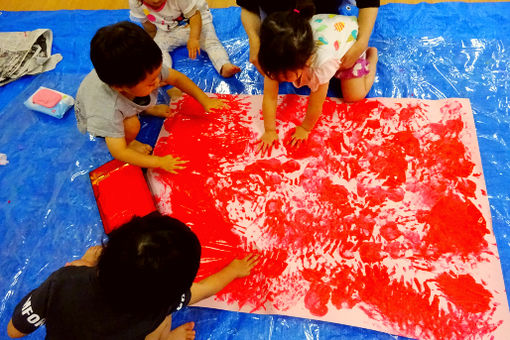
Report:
24,86,74,119
32,88,62,108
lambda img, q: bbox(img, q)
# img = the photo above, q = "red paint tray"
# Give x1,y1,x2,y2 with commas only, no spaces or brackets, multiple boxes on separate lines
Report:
89,159,157,234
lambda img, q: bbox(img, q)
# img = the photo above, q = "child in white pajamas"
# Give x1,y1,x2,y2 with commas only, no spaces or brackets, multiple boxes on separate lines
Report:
129,0,241,78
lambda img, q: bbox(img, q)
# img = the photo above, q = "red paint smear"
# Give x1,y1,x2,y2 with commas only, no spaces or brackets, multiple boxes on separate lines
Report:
427,137,475,179
330,268,358,309
342,99,380,124
304,282,331,316
393,131,421,157
350,264,499,339
398,103,425,122
367,140,408,188
149,95,501,338
422,193,489,256
436,272,492,313
277,95,307,126
90,160,156,234
359,242,386,263
380,222,402,241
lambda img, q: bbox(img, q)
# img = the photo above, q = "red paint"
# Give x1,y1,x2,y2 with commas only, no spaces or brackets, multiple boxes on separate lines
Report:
149,95,501,339
352,264,498,339
380,222,402,241
90,160,156,234
304,282,331,317
436,272,492,313
422,193,489,256
359,242,386,263
427,137,475,179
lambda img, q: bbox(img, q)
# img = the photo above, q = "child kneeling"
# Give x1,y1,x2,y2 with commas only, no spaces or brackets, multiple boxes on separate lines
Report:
257,1,378,153
7,212,258,339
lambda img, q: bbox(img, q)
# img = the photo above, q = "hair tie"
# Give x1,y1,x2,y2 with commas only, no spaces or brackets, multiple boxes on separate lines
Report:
293,9,300,14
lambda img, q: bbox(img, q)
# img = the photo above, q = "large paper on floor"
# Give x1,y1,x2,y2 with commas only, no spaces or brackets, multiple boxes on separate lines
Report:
147,94,509,339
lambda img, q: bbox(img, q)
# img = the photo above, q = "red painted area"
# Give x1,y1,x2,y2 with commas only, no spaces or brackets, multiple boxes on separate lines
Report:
149,95,503,339
422,193,489,256
90,159,156,234
304,282,332,316
352,264,499,339
436,272,492,313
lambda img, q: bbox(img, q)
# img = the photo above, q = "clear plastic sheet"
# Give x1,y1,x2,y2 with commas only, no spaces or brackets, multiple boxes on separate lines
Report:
0,3,509,339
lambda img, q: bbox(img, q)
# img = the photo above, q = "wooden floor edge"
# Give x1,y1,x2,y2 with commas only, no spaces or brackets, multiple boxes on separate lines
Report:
0,0,507,12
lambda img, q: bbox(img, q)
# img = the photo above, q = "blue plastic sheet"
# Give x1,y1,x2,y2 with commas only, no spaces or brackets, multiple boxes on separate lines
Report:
0,3,509,339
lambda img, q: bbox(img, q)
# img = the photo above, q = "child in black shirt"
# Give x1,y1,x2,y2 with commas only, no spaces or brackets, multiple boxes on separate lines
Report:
7,212,258,340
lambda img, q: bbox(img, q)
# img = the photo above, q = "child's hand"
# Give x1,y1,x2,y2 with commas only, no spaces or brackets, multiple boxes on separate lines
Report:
187,38,201,59
146,104,173,118
257,130,279,156
158,155,189,174
288,125,310,147
203,97,226,113
228,254,260,278
65,245,102,267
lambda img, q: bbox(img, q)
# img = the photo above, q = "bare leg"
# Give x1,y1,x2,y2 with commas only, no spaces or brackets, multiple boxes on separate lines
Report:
363,47,378,93
123,115,140,144
341,47,378,103
123,115,152,155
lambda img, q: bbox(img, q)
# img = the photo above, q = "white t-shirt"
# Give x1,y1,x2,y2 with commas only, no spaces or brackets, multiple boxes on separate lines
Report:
129,0,213,31
293,14,358,92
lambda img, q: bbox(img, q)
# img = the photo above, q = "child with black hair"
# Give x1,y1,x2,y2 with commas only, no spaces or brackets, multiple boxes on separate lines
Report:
75,21,225,174
7,212,259,340
256,3,378,154
129,0,241,78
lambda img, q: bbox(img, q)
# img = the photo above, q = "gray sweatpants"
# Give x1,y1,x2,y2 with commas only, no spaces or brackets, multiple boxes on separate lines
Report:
154,21,230,74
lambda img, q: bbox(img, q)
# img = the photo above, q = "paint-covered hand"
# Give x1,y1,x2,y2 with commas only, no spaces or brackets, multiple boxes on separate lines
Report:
187,38,201,60
146,104,173,118
257,130,278,156
228,254,260,278
288,125,310,147
158,155,188,174
203,97,226,113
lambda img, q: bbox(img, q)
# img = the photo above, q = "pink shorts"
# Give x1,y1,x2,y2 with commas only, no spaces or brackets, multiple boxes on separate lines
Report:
335,54,370,80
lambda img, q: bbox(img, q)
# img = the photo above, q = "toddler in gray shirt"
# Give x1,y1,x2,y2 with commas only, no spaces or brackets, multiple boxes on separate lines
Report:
75,21,224,173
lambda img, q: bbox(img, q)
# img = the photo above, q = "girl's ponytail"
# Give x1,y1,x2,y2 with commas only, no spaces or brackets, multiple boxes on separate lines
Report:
294,0,316,20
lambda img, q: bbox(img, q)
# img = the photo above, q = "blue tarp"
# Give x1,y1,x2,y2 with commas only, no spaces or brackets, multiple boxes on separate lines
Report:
0,3,509,339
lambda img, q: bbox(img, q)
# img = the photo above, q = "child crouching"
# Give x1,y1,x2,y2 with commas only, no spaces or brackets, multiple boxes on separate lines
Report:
75,21,225,174
7,212,258,339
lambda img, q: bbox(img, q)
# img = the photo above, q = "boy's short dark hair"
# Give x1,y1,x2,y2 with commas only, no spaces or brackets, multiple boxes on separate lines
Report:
90,21,163,88
97,211,201,314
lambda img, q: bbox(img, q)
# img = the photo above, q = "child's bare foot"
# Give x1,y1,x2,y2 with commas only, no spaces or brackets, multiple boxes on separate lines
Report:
167,322,196,340
220,63,241,78
167,87,183,101
128,140,152,155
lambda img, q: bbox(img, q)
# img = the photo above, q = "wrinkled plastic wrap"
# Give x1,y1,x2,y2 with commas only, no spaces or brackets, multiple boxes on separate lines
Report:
0,3,509,339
